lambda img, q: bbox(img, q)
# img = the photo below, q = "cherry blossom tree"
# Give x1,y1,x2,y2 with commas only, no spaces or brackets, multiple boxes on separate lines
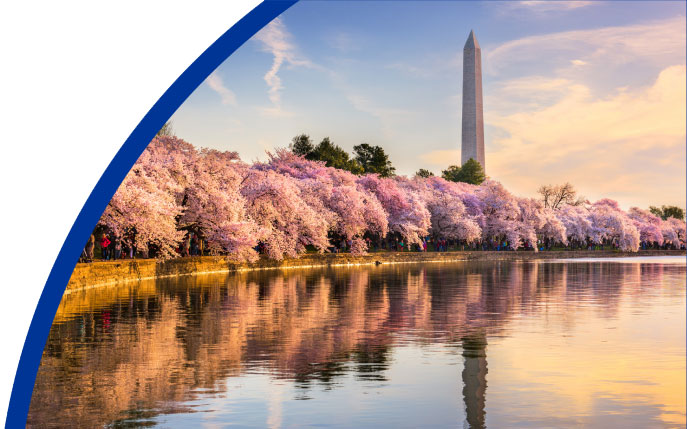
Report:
557,205,593,246
517,197,567,248
258,150,388,253
240,168,330,260
662,217,686,248
627,207,664,246
537,206,568,245
98,136,668,260
357,174,430,246
406,177,481,243
476,181,525,249
588,199,640,251
181,148,260,261
100,136,191,258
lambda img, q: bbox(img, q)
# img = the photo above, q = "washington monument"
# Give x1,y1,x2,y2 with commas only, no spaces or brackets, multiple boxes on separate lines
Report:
461,30,485,172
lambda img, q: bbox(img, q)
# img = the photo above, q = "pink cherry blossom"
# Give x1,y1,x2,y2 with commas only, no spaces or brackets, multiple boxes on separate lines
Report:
557,205,593,245
181,148,260,261
588,199,640,251
241,168,330,260
100,136,190,258
97,136,679,260
405,176,481,243
662,217,686,247
357,174,430,246
627,207,664,245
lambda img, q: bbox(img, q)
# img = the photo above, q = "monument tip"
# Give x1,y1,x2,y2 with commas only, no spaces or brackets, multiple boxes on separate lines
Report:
464,30,480,50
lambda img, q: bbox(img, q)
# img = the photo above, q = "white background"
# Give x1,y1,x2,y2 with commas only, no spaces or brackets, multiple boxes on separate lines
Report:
0,0,261,421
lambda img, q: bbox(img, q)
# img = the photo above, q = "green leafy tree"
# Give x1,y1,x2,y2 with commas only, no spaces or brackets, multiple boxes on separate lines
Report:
441,165,462,182
353,143,396,177
311,137,363,174
441,158,485,185
457,159,486,184
649,205,685,220
290,134,314,157
415,169,434,178
662,206,685,220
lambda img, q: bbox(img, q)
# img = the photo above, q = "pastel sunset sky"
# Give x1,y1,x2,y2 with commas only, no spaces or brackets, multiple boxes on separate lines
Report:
170,0,686,210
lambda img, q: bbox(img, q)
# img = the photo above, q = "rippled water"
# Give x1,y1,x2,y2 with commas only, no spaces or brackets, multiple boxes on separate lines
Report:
30,257,686,428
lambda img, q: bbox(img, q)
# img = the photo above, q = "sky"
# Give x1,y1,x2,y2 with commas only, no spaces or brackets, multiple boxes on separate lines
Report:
170,0,686,210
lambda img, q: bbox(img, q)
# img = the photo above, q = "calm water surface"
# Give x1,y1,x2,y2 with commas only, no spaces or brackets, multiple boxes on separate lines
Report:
30,258,686,428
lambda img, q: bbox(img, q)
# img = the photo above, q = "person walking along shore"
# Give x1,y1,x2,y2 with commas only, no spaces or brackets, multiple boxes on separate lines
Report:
100,234,111,261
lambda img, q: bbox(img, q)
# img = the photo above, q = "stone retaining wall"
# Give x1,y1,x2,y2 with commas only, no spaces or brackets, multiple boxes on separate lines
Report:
66,250,685,292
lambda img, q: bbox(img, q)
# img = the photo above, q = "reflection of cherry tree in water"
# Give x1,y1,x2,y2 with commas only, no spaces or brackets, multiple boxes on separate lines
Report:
29,261,681,427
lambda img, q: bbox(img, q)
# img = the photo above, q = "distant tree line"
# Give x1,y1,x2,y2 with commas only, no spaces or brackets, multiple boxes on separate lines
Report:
290,134,396,177
291,134,488,186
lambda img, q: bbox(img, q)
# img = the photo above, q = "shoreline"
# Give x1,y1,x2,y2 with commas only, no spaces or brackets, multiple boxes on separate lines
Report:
66,249,686,293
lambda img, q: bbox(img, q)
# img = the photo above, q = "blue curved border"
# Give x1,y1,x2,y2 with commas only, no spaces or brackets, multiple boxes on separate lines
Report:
6,1,297,426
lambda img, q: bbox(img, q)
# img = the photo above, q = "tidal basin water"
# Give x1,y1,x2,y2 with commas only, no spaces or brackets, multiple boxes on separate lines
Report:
30,257,686,428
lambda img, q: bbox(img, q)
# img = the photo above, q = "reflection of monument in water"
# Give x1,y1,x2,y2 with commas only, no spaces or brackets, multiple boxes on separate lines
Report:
461,332,487,429
461,30,486,172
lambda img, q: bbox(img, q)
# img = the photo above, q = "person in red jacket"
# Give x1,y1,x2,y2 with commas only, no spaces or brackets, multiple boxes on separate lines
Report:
100,233,111,260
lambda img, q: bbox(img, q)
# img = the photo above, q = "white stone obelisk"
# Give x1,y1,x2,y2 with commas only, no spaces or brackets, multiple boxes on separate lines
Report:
461,30,485,172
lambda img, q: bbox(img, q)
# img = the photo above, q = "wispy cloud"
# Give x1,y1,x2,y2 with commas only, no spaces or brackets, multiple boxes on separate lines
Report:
327,31,360,53
253,18,314,115
516,1,594,11
492,0,595,19
486,76,574,113
254,19,412,126
205,72,236,105
487,16,686,76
